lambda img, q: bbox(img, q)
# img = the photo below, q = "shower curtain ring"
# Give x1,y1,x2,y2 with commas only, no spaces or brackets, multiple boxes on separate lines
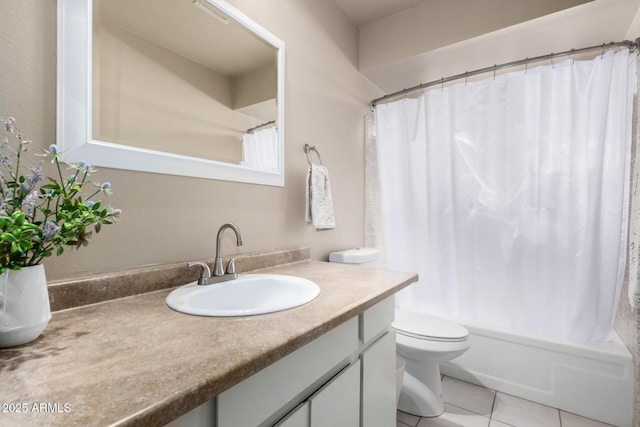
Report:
464,72,468,85
525,59,528,74
493,66,496,79
440,77,444,91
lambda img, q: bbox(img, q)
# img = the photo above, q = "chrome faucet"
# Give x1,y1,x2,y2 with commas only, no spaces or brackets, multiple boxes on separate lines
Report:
214,223,243,281
187,223,243,285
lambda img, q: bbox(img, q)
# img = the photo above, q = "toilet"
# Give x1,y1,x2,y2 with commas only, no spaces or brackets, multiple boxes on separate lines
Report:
329,248,470,418
394,309,469,417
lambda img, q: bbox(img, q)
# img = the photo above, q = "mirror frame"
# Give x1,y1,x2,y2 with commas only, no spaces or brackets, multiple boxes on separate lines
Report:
57,0,285,186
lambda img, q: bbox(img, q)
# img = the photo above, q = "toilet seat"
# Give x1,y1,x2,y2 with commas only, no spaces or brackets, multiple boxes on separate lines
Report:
393,310,468,342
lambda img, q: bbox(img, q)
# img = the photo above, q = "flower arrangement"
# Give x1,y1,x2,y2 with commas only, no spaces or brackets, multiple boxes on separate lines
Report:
0,117,120,273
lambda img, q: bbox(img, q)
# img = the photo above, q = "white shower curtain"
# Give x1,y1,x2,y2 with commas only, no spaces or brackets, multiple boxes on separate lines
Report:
375,50,636,342
241,126,278,172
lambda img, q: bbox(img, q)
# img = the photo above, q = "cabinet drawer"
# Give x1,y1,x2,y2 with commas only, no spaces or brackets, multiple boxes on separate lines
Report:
217,317,358,427
360,296,394,345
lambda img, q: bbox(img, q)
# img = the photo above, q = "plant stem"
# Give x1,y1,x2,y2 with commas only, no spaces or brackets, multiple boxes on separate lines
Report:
12,145,22,211
55,157,68,197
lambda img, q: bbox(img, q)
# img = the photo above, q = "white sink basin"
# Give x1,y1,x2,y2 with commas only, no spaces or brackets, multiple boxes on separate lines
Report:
166,274,320,317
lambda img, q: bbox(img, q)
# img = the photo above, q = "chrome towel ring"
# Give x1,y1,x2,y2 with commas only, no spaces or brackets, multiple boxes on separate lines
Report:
304,144,323,166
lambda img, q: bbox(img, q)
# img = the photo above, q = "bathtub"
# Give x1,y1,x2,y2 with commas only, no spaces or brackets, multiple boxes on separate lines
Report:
439,320,633,427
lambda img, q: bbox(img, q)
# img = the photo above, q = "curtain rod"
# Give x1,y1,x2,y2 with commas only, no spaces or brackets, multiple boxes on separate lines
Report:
246,120,276,134
370,39,638,109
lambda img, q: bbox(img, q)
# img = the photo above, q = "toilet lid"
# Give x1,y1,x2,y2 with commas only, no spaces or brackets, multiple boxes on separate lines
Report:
393,310,468,342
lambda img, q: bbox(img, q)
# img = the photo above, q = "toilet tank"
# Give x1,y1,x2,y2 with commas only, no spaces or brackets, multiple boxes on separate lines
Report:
329,247,381,266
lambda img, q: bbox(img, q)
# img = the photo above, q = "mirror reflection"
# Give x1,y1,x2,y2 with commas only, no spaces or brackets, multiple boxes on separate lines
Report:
92,0,279,171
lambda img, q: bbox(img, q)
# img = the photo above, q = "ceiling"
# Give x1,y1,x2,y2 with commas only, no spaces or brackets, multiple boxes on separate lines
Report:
333,0,594,27
331,0,429,27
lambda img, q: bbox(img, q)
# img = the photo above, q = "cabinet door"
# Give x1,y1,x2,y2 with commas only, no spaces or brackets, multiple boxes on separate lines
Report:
275,402,310,427
217,318,358,427
309,360,360,427
361,331,396,427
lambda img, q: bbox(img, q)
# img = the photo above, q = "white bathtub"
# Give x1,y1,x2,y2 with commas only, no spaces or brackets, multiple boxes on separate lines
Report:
439,321,633,427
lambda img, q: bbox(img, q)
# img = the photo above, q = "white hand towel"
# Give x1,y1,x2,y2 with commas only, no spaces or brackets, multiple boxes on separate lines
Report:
305,164,336,230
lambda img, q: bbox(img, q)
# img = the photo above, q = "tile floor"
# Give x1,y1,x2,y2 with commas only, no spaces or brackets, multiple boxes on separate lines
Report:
396,376,615,427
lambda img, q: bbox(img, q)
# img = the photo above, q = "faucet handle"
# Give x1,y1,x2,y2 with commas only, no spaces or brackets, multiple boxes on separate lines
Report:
188,261,212,286
226,255,245,275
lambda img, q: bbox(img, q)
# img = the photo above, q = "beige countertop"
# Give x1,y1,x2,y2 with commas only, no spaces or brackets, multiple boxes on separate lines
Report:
0,260,417,427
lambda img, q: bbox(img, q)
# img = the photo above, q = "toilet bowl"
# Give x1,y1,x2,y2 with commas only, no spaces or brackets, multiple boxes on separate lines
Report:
328,248,469,417
394,309,470,417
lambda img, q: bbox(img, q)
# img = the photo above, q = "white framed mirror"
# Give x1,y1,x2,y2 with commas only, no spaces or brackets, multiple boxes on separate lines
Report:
57,0,285,186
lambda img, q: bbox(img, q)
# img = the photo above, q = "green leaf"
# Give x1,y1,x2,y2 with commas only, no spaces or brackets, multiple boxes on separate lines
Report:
0,233,16,243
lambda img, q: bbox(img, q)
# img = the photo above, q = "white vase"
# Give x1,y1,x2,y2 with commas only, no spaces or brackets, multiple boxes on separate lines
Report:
0,264,51,347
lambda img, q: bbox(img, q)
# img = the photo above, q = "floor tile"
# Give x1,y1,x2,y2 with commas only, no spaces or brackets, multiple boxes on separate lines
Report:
442,376,495,416
560,411,615,427
397,410,420,427
398,422,413,427
491,392,560,427
417,404,490,427
489,420,515,427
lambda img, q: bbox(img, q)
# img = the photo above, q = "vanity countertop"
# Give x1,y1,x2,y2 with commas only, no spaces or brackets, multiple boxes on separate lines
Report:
0,260,417,426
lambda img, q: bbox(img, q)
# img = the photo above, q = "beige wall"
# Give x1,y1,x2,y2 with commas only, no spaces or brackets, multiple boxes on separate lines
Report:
626,2,640,39
232,62,277,111
358,0,592,71
0,0,382,281
94,20,245,163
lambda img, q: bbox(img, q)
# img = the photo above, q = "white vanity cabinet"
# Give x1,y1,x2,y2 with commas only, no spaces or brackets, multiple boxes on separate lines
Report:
360,297,397,427
167,297,395,427
274,402,309,427
273,360,360,427
308,360,361,426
